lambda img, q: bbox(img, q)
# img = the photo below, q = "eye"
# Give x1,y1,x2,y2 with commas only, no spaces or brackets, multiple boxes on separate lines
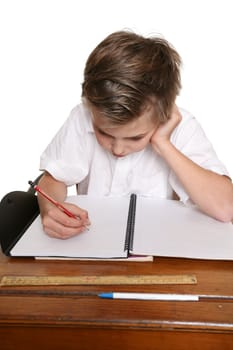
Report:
96,128,113,138
129,135,145,141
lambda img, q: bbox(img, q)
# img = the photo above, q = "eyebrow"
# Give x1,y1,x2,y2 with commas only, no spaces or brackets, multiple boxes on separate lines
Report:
94,125,148,140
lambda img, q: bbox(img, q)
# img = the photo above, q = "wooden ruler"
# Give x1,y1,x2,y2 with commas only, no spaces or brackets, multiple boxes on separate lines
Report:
0,274,197,286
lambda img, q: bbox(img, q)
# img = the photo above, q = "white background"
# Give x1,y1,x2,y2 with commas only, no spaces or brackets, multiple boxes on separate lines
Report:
0,0,232,199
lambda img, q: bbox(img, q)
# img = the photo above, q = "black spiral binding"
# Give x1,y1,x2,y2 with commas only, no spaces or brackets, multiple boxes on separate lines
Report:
124,193,137,254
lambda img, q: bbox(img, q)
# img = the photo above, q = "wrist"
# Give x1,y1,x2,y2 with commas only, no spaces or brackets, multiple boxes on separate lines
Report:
151,137,172,156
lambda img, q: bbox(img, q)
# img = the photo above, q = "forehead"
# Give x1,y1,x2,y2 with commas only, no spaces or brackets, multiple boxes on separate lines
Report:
91,105,157,136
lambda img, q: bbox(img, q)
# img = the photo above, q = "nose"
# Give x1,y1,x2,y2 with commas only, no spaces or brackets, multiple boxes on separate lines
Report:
111,139,125,156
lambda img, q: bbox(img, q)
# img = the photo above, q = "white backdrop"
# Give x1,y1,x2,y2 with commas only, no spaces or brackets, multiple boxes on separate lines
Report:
0,0,232,199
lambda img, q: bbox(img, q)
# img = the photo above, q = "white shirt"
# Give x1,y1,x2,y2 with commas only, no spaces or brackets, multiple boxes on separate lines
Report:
40,103,229,202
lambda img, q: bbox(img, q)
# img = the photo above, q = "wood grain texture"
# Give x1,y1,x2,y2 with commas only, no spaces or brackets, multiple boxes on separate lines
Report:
0,250,233,349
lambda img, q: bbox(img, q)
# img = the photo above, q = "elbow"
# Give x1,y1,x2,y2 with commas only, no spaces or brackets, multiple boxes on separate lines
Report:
213,203,233,223
199,177,233,222
216,213,233,223
211,181,233,222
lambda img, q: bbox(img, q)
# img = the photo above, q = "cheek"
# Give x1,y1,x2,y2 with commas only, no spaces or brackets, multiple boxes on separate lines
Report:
130,137,151,152
95,134,110,149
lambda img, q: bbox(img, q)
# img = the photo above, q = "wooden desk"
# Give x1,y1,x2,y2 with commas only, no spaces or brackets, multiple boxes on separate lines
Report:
0,251,232,350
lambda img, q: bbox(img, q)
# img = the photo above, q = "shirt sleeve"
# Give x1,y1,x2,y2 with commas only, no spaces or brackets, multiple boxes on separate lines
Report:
40,106,90,186
169,109,230,203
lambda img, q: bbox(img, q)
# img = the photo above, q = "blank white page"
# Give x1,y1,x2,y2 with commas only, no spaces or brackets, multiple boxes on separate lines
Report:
132,197,233,260
11,196,130,258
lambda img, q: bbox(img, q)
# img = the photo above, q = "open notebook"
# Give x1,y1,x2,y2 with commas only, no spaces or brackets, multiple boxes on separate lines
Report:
8,194,233,260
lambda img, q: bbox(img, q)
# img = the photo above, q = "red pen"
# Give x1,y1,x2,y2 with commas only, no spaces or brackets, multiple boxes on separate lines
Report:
28,180,77,219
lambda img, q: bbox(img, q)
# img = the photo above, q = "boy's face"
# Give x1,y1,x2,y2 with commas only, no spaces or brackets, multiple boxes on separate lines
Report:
91,105,158,157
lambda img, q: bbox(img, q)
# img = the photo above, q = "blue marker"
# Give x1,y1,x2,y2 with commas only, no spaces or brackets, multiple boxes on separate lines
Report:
98,292,199,301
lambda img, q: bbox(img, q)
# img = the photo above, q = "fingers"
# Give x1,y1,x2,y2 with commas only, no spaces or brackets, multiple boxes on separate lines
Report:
170,104,182,125
41,204,90,239
43,221,87,240
67,203,91,226
150,105,182,154
159,105,181,132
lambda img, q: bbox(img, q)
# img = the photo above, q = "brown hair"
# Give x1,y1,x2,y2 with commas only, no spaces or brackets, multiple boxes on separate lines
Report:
82,30,181,124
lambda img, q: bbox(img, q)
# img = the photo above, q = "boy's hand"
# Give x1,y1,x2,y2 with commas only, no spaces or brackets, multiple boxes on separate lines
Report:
150,104,182,154
41,202,90,240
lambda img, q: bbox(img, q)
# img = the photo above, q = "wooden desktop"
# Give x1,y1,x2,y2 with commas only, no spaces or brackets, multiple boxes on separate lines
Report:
0,250,232,350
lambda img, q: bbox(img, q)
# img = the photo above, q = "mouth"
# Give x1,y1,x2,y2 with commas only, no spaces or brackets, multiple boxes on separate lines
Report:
112,153,125,158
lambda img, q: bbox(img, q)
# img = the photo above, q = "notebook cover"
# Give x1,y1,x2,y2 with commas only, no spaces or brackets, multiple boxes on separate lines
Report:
0,191,39,255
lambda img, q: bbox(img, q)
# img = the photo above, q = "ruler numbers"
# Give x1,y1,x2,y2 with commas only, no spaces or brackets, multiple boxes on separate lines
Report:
0,274,197,286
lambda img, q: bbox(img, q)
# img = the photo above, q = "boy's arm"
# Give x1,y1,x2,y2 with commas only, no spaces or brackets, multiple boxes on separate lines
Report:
151,106,233,222
37,172,90,239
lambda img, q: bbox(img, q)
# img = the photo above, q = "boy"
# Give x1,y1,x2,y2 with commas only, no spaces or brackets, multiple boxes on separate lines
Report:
38,30,233,239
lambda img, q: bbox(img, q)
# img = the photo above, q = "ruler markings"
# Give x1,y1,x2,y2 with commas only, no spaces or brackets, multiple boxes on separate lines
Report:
0,274,197,286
